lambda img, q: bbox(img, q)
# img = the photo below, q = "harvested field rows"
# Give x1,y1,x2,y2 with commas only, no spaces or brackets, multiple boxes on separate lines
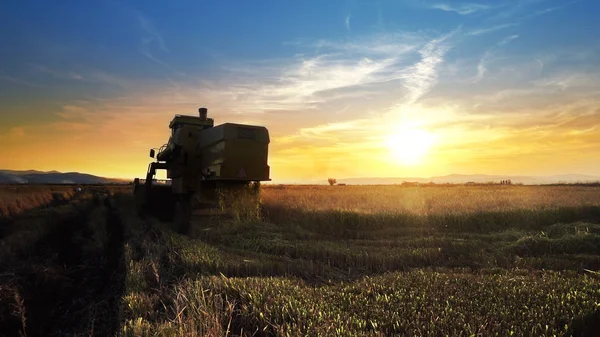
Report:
0,189,126,337
1,185,599,336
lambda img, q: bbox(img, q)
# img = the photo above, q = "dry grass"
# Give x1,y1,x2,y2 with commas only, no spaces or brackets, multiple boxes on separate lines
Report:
4,184,599,336
116,184,600,336
261,184,600,215
0,184,131,219
0,188,126,337
0,185,76,218
261,185,600,238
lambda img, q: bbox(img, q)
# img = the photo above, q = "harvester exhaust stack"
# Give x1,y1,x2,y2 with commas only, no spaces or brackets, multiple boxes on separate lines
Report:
133,106,270,233
199,107,207,120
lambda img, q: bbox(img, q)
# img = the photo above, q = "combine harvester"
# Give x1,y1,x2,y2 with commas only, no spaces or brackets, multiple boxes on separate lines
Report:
134,108,270,233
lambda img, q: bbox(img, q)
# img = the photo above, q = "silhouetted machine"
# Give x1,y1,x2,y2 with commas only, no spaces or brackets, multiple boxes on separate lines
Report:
133,107,270,233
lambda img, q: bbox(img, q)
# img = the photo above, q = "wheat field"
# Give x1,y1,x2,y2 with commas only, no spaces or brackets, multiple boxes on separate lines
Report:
1,184,599,336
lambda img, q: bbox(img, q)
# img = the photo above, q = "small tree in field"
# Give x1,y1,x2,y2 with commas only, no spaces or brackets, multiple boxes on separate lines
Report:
328,178,337,186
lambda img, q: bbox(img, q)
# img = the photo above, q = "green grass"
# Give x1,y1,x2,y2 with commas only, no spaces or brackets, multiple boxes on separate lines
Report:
115,186,600,336
5,185,597,336
179,270,599,336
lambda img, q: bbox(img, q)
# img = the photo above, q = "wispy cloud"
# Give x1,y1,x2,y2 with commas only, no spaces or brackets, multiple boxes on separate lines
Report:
3,0,599,179
29,63,134,89
299,119,370,139
292,31,423,56
29,64,84,81
132,12,196,80
498,34,519,46
401,27,460,104
490,0,573,22
203,31,428,112
532,73,600,91
135,10,168,53
125,8,183,77
467,23,518,36
345,14,351,31
473,34,519,83
0,75,45,88
24,27,463,156
430,2,492,15
49,27,460,125
107,1,171,68
517,5,562,20
7,127,25,138
208,28,464,113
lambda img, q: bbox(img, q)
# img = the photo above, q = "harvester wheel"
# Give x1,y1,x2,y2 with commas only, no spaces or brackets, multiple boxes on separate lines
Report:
174,195,192,234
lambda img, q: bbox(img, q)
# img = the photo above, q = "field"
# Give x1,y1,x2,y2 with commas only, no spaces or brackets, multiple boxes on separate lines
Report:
0,185,76,219
1,184,599,336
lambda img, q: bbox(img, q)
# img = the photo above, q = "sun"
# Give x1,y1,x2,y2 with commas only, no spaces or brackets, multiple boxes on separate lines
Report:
385,127,437,166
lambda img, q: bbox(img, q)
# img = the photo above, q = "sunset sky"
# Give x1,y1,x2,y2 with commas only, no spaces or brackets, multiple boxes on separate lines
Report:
1,0,599,182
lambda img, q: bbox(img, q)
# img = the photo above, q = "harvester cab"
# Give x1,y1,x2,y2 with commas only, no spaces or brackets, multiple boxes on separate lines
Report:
134,107,270,233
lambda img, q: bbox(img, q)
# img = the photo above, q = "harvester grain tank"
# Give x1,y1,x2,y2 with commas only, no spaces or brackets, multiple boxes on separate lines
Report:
133,107,270,233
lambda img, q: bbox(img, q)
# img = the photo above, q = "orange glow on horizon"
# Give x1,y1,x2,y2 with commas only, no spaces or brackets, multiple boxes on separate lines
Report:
2,99,600,182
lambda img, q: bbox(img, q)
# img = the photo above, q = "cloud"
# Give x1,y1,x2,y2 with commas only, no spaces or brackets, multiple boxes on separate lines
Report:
202,31,429,112
490,0,573,22
203,28,462,114
6,127,25,138
345,14,351,31
473,35,519,83
467,23,518,36
430,3,492,15
29,63,83,80
532,73,600,91
0,75,45,88
3,0,599,179
86,71,134,88
135,11,168,53
517,3,572,20
28,28,459,128
6,28,463,177
106,1,173,70
498,34,519,46
127,8,185,77
299,119,370,139
293,31,423,56
30,64,134,89
400,27,460,104
29,64,85,81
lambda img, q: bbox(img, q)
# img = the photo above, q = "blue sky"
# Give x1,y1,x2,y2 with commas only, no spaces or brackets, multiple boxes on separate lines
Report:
1,0,599,180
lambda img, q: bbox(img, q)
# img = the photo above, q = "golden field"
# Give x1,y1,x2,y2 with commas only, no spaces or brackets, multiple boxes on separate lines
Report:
0,184,132,219
0,185,75,218
261,184,600,215
1,184,599,336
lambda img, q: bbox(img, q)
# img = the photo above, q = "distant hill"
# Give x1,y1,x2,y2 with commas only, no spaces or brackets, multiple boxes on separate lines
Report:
275,174,600,185
0,170,128,184
337,174,600,185
3,170,599,186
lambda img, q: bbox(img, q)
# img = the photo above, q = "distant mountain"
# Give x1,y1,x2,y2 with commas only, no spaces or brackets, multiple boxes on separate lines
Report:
0,172,28,184
340,174,600,185
277,174,600,185
3,170,599,186
0,170,128,184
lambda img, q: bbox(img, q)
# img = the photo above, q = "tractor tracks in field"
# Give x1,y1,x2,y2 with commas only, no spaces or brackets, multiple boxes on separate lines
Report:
102,197,126,336
0,192,82,240
0,193,126,337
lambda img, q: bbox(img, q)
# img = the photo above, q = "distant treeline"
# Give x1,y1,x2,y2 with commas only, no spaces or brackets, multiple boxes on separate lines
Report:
544,181,600,186
267,181,600,187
